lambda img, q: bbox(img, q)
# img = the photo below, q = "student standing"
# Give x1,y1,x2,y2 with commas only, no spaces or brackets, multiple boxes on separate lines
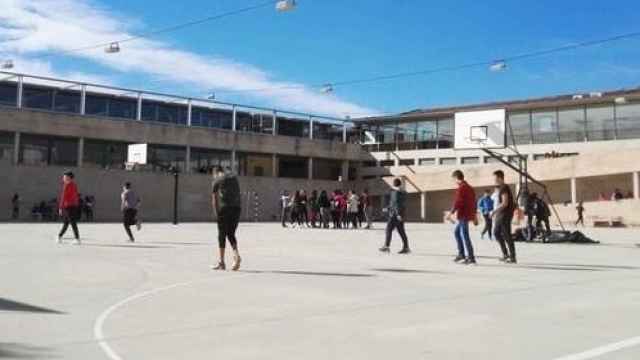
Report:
309,190,320,228
446,170,478,265
347,190,360,229
11,193,20,220
379,178,410,254
575,201,585,227
121,182,141,242
211,166,242,271
280,191,290,228
56,171,81,245
477,189,494,240
318,190,331,228
491,170,517,263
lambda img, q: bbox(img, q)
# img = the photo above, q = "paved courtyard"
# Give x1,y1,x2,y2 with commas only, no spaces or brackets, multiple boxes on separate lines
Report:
1,222,639,359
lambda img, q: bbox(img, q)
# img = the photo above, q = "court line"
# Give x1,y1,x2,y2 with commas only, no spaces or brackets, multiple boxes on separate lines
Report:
93,275,251,360
552,336,640,360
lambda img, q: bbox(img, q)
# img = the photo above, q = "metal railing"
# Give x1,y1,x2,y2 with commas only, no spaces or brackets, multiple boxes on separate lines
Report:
0,70,353,143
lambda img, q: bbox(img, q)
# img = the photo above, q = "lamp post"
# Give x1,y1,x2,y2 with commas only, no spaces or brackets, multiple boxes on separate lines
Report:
170,166,180,225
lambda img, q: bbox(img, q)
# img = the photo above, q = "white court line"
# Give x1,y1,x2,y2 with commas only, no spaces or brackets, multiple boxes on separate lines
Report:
552,336,640,360
93,275,251,360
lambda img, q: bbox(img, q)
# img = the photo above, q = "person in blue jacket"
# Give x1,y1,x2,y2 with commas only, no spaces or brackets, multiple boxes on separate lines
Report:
477,189,494,240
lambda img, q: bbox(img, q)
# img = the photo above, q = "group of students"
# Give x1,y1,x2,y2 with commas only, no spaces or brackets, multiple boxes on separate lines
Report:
280,189,373,230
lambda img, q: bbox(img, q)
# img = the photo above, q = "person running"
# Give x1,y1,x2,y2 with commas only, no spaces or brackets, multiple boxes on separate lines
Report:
318,190,331,228
361,189,372,229
379,178,410,254
121,182,141,242
575,201,585,227
56,171,81,245
11,193,20,220
446,170,478,265
211,166,242,271
347,190,360,229
477,189,494,240
491,170,517,263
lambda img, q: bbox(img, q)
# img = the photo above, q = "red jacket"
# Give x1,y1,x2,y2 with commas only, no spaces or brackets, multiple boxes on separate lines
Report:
452,180,477,221
59,181,80,209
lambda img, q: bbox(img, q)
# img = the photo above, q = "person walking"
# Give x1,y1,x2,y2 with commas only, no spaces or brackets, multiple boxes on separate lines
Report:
446,170,478,265
347,190,360,229
491,170,517,263
56,171,81,245
11,193,20,220
361,189,373,229
575,201,585,227
211,166,242,271
379,178,410,254
318,190,331,228
477,189,494,240
121,182,141,242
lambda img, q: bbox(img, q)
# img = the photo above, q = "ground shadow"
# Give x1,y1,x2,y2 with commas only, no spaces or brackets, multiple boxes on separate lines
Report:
148,241,211,246
0,343,55,359
0,298,64,314
240,270,375,278
412,253,503,261
370,268,448,274
524,262,640,270
82,244,171,249
480,264,604,272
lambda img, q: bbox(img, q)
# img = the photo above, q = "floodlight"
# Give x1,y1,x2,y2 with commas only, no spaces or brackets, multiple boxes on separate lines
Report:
320,84,333,93
1,59,14,69
105,42,121,54
489,60,507,72
276,0,296,12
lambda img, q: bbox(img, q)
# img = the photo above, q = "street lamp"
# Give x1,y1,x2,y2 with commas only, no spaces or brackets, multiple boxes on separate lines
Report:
276,0,296,12
320,83,334,94
207,93,215,100
1,59,14,69
105,42,121,54
489,60,507,72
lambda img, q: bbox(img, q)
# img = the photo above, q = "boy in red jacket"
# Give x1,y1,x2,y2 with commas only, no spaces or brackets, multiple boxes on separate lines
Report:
446,170,477,264
56,171,81,245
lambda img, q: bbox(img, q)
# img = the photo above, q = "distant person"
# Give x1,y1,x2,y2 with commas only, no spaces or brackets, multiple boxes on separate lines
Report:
612,188,624,201
446,170,477,265
280,191,291,228
491,170,516,263
121,182,141,242
211,166,242,271
524,192,537,241
298,189,310,227
11,193,20,220
318,190,331,228
361,189,372,229
56,171,81,245
347,190,360,229
309,190,320,228
533,194,551,237
598,192,607,201
379,178,410,254
575,201,585,227
477,189,494,240
84,195,95,221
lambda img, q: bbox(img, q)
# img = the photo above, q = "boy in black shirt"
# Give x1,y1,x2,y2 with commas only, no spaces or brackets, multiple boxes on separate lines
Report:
211,166,242,271
490,170,517,263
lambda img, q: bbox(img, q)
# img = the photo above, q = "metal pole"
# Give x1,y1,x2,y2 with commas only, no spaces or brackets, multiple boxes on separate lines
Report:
136,92,143,121
187,99,192,127
17,76,23,109
80,85,86,115
173,169,179,225
232,105,237,131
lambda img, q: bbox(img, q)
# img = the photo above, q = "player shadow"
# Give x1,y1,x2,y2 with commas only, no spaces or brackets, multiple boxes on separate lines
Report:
0,343,54,359
240,270,375,278
521,262,640,270
0,298,65,314
148,241,211,246
82,243,171,249
370,268,448,274
480,264,605,272
412,253,503,261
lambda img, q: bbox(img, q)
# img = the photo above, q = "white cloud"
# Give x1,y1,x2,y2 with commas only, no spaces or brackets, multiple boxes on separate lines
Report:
0,0,377,117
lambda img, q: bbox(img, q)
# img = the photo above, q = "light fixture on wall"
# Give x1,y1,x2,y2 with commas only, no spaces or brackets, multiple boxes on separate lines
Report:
276,0,296,12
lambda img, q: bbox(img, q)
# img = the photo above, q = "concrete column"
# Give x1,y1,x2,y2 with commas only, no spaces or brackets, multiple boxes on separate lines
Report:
342,124,347,143
136,92,142,121
394,157,400,167
308,157,313,180
571,177,578,205
17,76,23,109
80,85,86,115
341,160,349,182
272,110,277,136
77,137,84,168
13,132,20,165
185,145,191,174
309,116,314,139
633,172,639,200
186,99,192,127
272,154,278,177
420,192,427,222
232,106,237,131
231,150,237,174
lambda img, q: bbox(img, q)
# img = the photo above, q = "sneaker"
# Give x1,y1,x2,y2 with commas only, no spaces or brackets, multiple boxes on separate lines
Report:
73,238,81,245
398,248,411,255
127,238,135,243
211,262,226,271
231,256,242,271
136,222,142,231
453,255,465,263
378,246,390,253
505,258,517,264
55,235,62,244
464,258,477,265
499,256,509,262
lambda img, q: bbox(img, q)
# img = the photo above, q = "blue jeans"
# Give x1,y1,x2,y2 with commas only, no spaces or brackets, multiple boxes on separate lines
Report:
454,220,474,259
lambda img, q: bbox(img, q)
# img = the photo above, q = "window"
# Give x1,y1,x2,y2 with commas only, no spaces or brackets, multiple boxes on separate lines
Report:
615,102,640,140
436,118,454,149
507,111,531,145
377,124,397,151
237,112,273,134
83,140,128,169
533,154,547,161
558,107,586,143
313,158,342,181
237,152,273,177
191,108,233,129
85,94,110,116
484,156,502,164
362,161,378,167
108,98,137,120
416,120,437,149
313,123,342,141
145,145,186,172
22,86,53,110
277,117,309,138
190,148,231,174
19,134,77,166
531,110,558,144
278,156,308,178
379,160,395,167
396,122,417,150
439,157,456,165
362,175,378,180
399,159,415,166
0,82,17,106
53,90,81,113
461,157,480,165
418,158,435,166
0,131,14,163
586,105,615,141
158,104,186,125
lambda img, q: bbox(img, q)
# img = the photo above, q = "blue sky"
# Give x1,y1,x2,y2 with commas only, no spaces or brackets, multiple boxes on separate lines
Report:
2,0,640,117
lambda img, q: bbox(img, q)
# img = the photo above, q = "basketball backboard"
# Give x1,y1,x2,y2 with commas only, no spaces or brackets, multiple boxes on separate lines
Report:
127,143,148,165
454,109,506,150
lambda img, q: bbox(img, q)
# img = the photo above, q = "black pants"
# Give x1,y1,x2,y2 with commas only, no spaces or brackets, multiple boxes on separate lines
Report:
481,213,492,239
123,208,137,241
59,207,80,239
575,215,584,226
385,215,409,249
536,217,551,234
349,212,358,228
494,214,515,260
281,207,290,227
218,207,241,249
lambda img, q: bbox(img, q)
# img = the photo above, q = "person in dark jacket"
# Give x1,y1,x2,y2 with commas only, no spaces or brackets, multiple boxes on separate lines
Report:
446,170,478,264
491,170,517,263
379,178,410,254
533,194,551,236
318,190,331,228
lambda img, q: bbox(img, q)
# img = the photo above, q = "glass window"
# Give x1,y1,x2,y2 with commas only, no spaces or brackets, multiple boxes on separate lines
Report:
379,160,395,167
108,98,137,120
19,134,78,166
141,101,157,121
85,94,109,116
191,148,231,174
362,161,378,167
277,117,310,138
586,105,615,141
418,158,435,166
437,118,454,149
192,108,233,129
615,102,640,140
531,110,558,144
399,159,415,166
23,86,53,110
377,124,396,151
484,156,502,164
0,82,17,106
83,140,128,169
507,111,531,145
558,107,586,143
53,90,81,113
237,152,272,177
277,155,308,178
313,158,341,181
396,122,417,150
313,122,343,141
439,157,457,165
0,131,14,164
461,157,480,165
145,145,186,172
416,120,437,149
157,104,186,125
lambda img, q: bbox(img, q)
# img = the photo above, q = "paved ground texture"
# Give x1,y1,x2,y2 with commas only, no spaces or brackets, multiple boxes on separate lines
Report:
1,222,640,360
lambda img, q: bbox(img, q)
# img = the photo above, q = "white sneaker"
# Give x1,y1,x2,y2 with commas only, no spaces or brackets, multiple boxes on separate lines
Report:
55,235,62,244
73,239,81,245
136,222,142,231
